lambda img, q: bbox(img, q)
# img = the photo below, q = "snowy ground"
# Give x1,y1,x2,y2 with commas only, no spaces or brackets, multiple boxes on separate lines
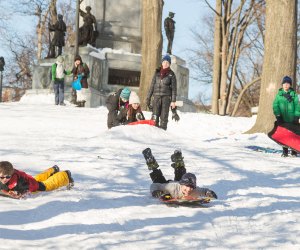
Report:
0,93,299,249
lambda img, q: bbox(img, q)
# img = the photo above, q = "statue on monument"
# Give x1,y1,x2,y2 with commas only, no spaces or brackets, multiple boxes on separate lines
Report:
164,12,175,54
79,6,98,47
47,14,67,58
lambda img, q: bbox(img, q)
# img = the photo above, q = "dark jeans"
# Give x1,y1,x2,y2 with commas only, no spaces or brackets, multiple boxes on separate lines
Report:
53,79,64,105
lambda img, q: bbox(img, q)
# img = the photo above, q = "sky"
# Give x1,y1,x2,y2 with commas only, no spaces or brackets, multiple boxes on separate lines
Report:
0,94,300,249
0,0,211,100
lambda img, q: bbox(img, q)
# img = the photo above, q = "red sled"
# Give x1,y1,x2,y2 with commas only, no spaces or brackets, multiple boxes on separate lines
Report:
127,120,156,126
268,122,300,153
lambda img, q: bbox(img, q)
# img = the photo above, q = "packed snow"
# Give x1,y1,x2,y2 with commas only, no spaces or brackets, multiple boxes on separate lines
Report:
0,93,299,249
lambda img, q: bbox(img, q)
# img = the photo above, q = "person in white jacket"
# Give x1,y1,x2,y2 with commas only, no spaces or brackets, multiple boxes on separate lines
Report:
142,148,217,199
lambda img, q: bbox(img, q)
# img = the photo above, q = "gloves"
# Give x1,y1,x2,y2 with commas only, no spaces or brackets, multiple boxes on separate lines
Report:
136,113,144,121
171,107,180,122
206,190,218,199
293,116,299,125
152,190,164,198
160,194,172,200
276,116,284,124
146,99,153,111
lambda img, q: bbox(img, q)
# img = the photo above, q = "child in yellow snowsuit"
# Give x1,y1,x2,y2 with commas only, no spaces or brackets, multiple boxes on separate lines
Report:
0,161,74,199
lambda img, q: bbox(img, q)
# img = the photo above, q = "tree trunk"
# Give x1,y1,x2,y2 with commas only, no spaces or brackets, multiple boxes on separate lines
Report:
139,0,163,110
211,0,222,115
247,0,297,134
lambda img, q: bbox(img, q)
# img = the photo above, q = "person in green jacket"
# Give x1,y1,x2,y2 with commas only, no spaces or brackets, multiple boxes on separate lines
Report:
273,76,300,157
51,56,71,106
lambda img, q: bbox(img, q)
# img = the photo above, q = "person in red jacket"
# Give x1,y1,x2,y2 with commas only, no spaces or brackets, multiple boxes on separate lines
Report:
0,161,74,199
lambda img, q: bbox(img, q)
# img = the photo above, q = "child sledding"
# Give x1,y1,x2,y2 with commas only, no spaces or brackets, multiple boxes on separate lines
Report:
0,161,74,199
142,148,217,205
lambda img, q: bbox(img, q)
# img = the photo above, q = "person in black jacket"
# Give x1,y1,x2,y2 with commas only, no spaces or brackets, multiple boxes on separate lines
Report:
146,54,177,130
106,88,131,129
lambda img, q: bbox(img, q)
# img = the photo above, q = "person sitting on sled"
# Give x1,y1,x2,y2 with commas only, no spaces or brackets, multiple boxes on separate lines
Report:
117,91,145,125
0,161,74,199
142,148,217,200
106,87,131,129
273,76,300,157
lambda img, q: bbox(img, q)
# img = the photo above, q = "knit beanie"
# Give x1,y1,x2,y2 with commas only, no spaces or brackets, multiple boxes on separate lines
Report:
282,76,292,85
179,173,197,189
129,91,140,104
120,87,131,101
161,54,171,64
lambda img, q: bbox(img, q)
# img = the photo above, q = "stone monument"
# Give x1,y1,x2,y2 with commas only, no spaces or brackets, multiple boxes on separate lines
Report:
29,0,194,111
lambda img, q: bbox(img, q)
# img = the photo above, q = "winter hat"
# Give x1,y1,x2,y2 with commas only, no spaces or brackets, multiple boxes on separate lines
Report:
179,173,197,189
282,76,292,85
161,54,171,64
120,87,131,101
129,91,140,104
74,55,82,62
56,56,64,64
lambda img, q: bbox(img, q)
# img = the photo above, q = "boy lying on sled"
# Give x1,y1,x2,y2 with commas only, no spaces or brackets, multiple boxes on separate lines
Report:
0,161,74,199
142,148,217,200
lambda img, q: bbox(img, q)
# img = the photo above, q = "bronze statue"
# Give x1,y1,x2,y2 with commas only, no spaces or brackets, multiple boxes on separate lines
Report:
79,6,98,47
164,12,175,54
47,14,67,58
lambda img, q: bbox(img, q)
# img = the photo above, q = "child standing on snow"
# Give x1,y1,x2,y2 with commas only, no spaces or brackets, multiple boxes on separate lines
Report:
142,148,217,200
0,161,74,199
117,91,145,125
273,76,300,157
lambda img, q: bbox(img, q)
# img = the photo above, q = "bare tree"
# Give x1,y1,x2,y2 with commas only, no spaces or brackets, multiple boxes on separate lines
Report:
247,0,297,134
189,0,264,116
139,0,164,110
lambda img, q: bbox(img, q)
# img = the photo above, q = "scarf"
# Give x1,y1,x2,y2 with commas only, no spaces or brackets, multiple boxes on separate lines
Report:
160,67,170,79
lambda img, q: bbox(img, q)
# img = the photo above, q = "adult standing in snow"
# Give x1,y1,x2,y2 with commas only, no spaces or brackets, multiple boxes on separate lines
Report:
117,91,145,125
106,87,131,129
51,56,70,106
71,55,90,107
273,76,300,157
146,54,177,130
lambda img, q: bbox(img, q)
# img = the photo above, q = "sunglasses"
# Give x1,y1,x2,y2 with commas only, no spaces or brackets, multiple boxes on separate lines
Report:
0,175,11,179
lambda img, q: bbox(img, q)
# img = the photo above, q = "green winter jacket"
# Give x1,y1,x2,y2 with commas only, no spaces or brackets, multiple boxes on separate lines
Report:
51,63,71,81
273,88,300,123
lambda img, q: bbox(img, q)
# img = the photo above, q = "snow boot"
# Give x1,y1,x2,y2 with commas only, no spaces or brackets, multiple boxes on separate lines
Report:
142,148,159,170
291,150,298,157
171,150,186,181
66,170,74,189
281,147,288,157
34,165,60,182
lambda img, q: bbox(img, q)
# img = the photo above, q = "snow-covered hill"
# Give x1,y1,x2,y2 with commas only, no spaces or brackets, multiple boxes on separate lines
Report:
0,94,299,249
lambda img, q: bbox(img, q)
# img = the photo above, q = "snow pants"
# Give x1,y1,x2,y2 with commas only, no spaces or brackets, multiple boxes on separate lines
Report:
152,95,171,130
150,167,186,184
34,167,70,191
